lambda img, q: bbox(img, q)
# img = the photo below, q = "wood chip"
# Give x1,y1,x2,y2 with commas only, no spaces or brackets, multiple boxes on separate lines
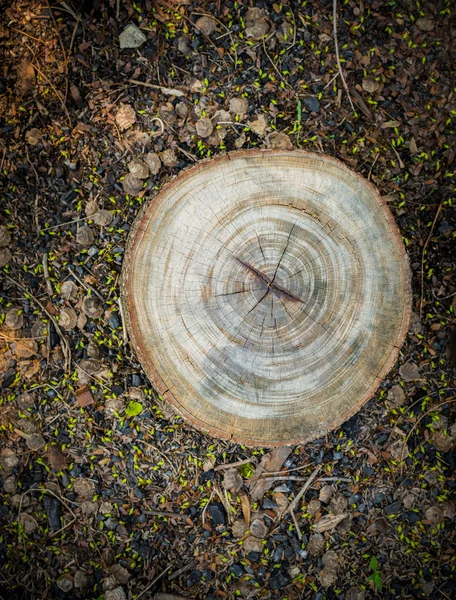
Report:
75,385,95,407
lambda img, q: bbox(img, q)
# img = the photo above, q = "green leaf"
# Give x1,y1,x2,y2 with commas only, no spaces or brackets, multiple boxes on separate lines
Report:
366,574,375,582
369,556,378,571
240,463,255,479
373,573,383,591
125,401,143,417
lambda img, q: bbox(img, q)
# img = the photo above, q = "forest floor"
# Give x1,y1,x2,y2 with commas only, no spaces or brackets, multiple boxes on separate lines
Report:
0,1,455,599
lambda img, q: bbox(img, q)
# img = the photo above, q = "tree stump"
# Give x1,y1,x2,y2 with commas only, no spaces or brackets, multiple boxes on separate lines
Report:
121,150,411,446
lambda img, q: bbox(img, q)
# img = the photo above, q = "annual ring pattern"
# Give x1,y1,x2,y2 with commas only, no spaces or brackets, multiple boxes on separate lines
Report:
121,150,411,446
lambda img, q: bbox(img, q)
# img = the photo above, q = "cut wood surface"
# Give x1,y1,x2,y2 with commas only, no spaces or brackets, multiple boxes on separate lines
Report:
121,150,411,446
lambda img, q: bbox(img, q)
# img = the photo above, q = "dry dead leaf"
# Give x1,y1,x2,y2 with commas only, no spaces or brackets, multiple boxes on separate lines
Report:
196,117,214,138
247,447,291,501
381,120,401,129
59,307,78,331
229,97,249,116
122,173,144,196
0,225,11,246
47,445,68,470
399,361,421,381
250,517,268,539
128,160,149,179
5,308,23,330
248,114,268,137
10,338,37,359
223,469,243,493
16,59,35,96
319,485,334,504
265,131,293,150
116,104,136,131
312,513,347,533
25,128,43,146
272,491,289,515
19,359,40,379
195,16,216,36
362,77,379,93
76,226,94,247
386,384,405,408
0,248,12,268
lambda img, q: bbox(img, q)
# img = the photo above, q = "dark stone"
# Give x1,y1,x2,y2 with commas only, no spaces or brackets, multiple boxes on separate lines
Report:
69,465,81,477
262,498,276,510
273,546,284,562
229,564,243,578
246,551,259,562
109,314,120,329
404,511,420,523
186,570,202,587
341,414,360,437
130,374,143,387
385,501,402,515
373,493,385,505
133,486,145,500
270,569,291,589
200,469,215,483
209,503,226,527
43,495,61,530
364,465,374,476
49,321,60,349
303,96,320,113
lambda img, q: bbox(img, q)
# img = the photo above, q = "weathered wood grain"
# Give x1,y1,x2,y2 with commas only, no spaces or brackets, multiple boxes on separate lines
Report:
121,150,411,446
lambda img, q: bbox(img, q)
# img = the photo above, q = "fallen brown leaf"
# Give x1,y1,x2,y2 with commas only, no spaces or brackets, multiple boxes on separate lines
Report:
312,513,347,533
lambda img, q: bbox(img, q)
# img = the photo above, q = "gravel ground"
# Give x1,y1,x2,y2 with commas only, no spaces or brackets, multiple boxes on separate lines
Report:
0,1,455,599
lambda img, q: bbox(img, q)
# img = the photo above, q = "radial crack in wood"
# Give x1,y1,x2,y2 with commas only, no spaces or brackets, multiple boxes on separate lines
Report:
121,150,411,446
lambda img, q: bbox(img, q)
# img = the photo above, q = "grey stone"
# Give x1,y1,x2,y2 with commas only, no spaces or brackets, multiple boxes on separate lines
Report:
303,96,320,113
119,24,147,49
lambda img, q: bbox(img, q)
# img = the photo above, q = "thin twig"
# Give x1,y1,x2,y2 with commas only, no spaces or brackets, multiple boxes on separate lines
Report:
67,266,104,301
0,332,42,355
135,564,172,600
332,0,355,113
368,151,380,180
291,511,302,539
45,0,69,105
40,215,90,232
260,475,352,483
420,198,445,318
214,457,256,471
260,462,315,476
177,145,198,162
143,509,188,520
128,79,186,98
8,27,43,42
286,465,321,515
400,398,456,475
31,62,72,125
386,387,455,446
0,146,6,171
42,253,53,297
201,489,215,526
168,561,196,581
262,37,291,89
1,273,71,372
117,297,129,344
